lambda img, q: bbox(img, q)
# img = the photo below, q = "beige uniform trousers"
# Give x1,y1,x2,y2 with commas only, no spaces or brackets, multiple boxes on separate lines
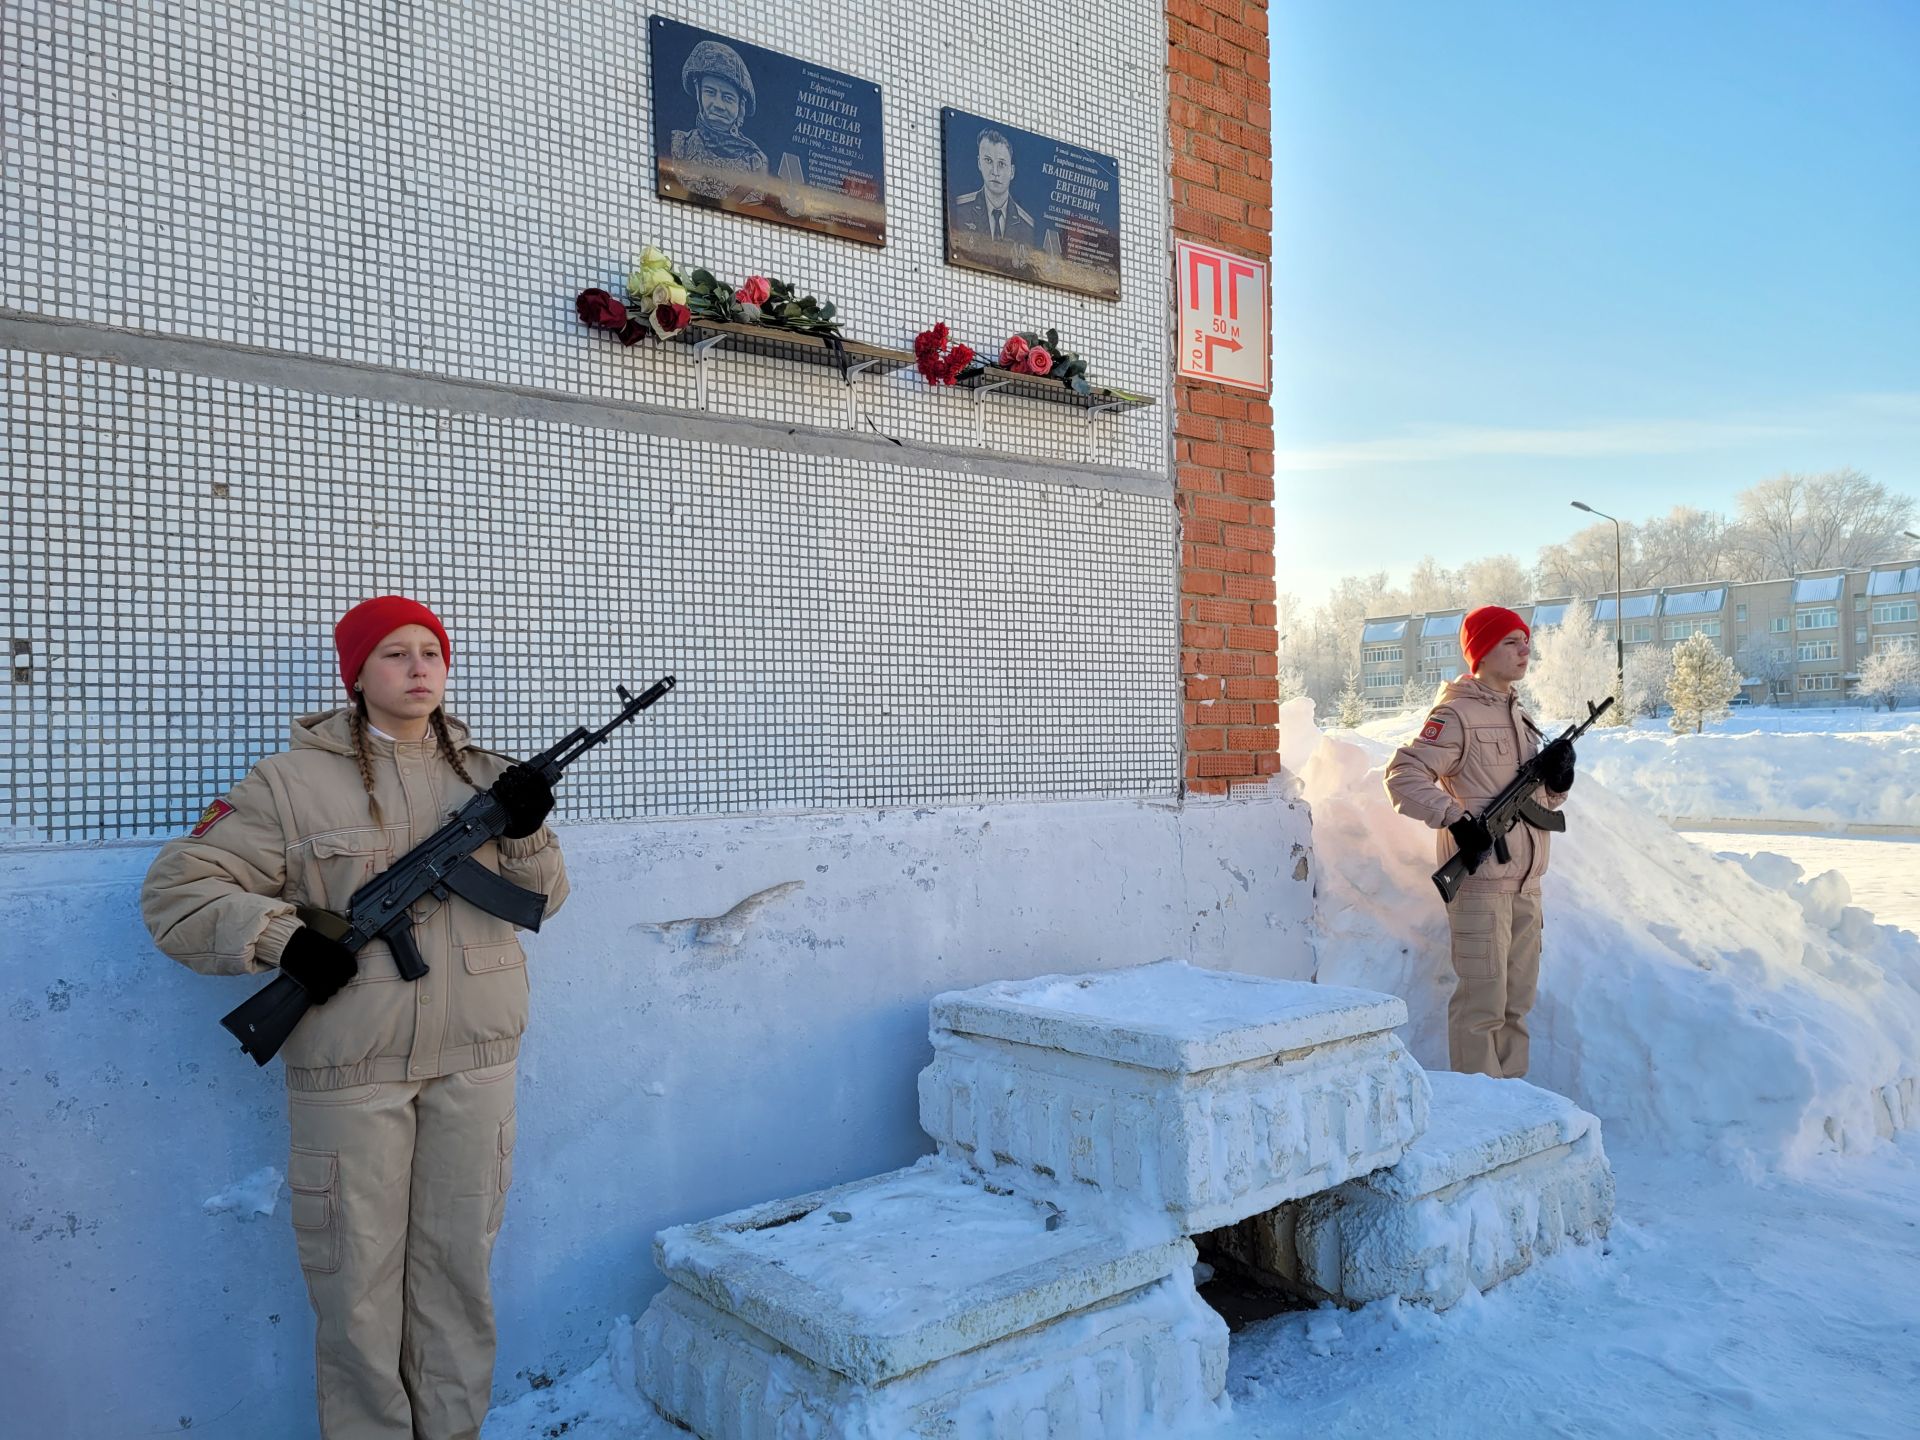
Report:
286,1061,518,1440
1445,890,1542,1078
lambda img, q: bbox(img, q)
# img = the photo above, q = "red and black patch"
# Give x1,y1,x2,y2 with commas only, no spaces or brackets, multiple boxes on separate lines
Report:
1419,716,1446,743
189,798,234,838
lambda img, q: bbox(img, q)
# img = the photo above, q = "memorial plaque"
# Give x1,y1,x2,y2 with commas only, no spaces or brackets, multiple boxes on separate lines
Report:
941,109,1121,301
649,17,887,246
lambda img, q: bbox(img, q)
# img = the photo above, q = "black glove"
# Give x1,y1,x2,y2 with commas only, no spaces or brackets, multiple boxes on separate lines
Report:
277,925,358,1005
490,763,555,839
1448,813,1494,866
1537,737,1576,794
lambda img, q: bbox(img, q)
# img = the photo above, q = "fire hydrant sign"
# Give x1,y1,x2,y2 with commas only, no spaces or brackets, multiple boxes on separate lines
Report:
1176,240,1269,393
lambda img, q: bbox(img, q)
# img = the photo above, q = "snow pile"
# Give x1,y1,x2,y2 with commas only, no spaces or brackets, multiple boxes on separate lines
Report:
1279,699,1920,1167
1578,724,1920,828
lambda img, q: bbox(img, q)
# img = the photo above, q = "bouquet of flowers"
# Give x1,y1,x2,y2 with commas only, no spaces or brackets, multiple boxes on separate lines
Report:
996,328,1093,396
912,323,977,386
575,243,692,345
684,269,844,340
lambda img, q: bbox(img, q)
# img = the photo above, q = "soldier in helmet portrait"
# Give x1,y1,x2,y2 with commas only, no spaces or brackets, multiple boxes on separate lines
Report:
670,39,768,203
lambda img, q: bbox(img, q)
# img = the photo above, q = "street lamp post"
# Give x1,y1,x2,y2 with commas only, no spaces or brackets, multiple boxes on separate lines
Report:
1572,500,1625,704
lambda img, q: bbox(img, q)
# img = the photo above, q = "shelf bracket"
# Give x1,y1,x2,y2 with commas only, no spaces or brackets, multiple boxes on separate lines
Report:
842,357,883,424
692,333,732,410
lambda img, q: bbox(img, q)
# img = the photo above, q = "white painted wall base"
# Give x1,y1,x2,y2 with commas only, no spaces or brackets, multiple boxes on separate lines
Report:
0,793,1313,1439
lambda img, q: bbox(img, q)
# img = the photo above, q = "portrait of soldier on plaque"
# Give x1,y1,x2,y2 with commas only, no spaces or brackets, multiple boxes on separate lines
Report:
950,128,1037,253
669,39,769,205
650,18,889,245
941,108,1122,300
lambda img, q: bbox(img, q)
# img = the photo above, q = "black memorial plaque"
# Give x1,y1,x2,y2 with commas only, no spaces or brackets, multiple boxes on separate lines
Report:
941,108,1121,301
649,17,886,246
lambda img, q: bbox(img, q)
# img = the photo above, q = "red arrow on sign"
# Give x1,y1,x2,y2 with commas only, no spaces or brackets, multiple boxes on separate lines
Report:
1202,335,1243,366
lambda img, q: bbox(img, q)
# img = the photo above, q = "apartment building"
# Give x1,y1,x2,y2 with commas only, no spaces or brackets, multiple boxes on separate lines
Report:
1357,561,1920,710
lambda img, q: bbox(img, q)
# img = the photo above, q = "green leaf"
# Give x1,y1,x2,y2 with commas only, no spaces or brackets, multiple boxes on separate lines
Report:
1069,376,1092,396
1046,328,1060,348
689,268,718,289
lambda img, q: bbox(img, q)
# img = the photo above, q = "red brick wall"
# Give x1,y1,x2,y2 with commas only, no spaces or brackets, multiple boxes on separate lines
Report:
1169,0,1277,795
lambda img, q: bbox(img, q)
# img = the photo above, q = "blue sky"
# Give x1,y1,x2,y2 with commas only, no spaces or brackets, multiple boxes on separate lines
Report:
1268,0,1920,606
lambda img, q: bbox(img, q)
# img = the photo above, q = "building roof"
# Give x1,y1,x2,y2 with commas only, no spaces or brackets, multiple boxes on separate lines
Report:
1361,618,1409,643
1792,574,1844,604
1529,601,1572,627
1867,566,1920,598
1422,612,1464,637
1661,586,1726,617
1592,593,1657,621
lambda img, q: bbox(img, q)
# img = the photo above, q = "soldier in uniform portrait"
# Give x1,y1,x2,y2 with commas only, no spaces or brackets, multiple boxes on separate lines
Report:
950,128,1036,248
670,39,768,203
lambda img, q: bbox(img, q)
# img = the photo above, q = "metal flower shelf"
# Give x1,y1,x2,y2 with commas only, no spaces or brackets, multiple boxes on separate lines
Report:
956,365,1156,423
682,319,914,418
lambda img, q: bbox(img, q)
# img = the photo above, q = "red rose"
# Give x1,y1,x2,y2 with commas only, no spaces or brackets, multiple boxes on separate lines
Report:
653,302,692,336
615,318,647,346
576,289,628,330
999,335,1029,369
735,275,772,306
1025,345,1053,375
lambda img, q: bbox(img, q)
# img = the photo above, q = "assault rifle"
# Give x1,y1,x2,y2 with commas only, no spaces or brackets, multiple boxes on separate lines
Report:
221,676,677,1065
1431,694,1613,906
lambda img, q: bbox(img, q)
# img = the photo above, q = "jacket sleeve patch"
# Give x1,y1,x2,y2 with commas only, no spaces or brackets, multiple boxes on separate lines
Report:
1420,716,1445,742
189,798,235,838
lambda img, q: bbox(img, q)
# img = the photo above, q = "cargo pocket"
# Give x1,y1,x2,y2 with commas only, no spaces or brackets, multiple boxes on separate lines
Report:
288,1147,341,1275
1449,908,1502,981
488,1111,516,1237
295,828,394,920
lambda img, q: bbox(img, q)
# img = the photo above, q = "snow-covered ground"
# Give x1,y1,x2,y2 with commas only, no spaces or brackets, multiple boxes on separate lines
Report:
1681,830,1920,935
484,704,1920,1439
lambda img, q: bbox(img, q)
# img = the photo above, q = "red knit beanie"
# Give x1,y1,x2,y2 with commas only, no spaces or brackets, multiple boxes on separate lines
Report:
334,596,452,691
1460,605,1530,673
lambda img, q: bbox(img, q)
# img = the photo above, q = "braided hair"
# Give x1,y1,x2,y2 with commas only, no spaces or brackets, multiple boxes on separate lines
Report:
348,694,483,826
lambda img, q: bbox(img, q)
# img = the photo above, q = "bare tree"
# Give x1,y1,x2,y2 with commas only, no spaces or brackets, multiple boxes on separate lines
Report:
1636,507,1738,586
1857,650,1920,711
1733,635,1795,705
1457,554,1533,606
1535,521,1649,597
1732,469,1918,576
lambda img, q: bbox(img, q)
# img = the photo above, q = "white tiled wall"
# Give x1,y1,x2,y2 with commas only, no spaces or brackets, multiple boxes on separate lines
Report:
3,1,1178,839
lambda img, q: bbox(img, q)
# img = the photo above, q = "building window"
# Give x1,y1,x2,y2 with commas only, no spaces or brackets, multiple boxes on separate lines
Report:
1856,627,1869,646
1854,594,1868,611
1423,641,1451,661
1871,601,1919,624
1770,616,1790,633
1665,620,1721,641
1364,672,1405,690
1770,647,1790,662
1796,641,1839,662
1796,608,1838,630
1736,603,1748,622
1874,635,1919,655
1362,645,1404,664
1799,674,1839,692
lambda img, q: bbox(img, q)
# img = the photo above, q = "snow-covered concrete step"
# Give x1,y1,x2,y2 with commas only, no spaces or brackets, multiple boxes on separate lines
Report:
633,1158,1227,1439
918,961,1430,1232
1218,1072,1614,1310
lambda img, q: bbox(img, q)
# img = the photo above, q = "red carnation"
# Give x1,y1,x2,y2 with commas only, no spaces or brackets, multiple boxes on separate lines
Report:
941,344,975,383
1024,345,1053,375
577,288,628,330
999,335,1029,369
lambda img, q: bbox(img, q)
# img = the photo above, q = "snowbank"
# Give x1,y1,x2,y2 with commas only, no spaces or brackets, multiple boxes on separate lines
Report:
1279,699,1920,1168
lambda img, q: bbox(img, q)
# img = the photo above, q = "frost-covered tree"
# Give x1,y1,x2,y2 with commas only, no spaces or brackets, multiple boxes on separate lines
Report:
1521,603,1616,724
1335,669,1368,728
1857,649,1920,711
1276,663,1308,705
1621,645,1673,722
1665,632,1742,733
1734,635,1795,705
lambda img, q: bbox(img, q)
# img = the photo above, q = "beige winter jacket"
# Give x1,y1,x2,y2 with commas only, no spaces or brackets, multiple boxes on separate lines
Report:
1383,676,1567,896
141,710,569,1090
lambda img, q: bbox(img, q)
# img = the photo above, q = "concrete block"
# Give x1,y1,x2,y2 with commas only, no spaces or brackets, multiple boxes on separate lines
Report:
634,1273,1227,1440
919,961,1430,1231
635,1158,1226,1438
1280,1072,1615,1309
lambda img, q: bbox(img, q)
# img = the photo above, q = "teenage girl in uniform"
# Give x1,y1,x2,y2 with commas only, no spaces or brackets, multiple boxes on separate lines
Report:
142,595,567,1440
